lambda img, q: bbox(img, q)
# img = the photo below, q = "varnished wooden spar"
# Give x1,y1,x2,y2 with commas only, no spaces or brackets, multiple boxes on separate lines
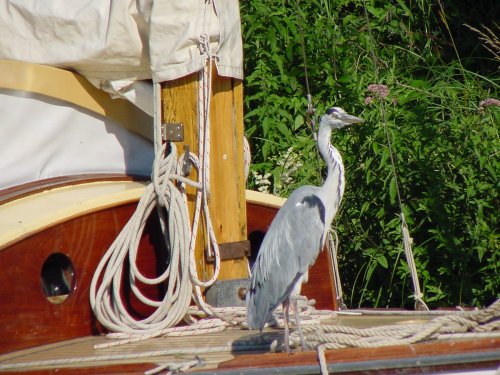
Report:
161,66,248,282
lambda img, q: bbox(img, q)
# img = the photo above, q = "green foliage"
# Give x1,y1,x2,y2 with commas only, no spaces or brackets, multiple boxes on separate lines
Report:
240,0,499,308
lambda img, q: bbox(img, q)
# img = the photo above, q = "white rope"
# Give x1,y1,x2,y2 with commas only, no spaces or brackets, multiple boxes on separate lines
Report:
307,298,500,375
89,84,194,334
401,213,428,310
188,30,222,318
92,298,331,349
328,230,346,309
144,357,203,375
317,344,329,375
90,1,223,333
308,299,500,375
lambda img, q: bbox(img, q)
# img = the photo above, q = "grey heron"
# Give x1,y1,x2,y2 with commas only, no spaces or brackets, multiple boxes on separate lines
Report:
246,107,363,352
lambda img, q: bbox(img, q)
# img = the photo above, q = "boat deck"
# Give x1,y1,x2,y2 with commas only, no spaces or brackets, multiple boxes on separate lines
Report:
1,312,498,374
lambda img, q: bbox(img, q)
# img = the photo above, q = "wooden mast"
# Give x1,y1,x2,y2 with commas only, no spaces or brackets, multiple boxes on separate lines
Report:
161,66,249,282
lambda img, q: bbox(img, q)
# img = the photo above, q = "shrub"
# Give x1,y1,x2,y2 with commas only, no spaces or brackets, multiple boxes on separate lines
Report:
241,0,499,308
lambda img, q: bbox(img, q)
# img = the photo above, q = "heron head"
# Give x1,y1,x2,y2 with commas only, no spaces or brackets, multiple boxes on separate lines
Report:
322,107,363,129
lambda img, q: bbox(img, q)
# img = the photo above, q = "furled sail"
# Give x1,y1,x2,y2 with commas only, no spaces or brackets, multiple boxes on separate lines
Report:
0,0,243,82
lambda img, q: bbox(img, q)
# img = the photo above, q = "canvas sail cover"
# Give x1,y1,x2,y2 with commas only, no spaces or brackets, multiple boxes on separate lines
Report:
0,0,243,189
0,0,243,82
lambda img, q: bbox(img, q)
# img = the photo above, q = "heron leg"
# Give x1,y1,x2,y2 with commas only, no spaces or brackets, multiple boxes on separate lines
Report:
291,298,308,350
282,299,291,353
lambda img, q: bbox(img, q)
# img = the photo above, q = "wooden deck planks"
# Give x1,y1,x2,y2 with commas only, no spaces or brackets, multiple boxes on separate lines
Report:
2,313,498,373
0,327,259,372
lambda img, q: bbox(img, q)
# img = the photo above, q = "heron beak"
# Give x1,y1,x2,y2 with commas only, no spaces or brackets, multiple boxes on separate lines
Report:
340,113,364,124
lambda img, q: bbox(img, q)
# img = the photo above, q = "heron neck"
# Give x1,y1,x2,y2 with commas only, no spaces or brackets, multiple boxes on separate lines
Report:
317,124,345,225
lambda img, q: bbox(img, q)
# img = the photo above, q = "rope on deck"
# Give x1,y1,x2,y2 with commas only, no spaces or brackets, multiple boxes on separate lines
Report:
144,357,203,375
308,298,500,375
93,297,500,352
1,300,498,374
93,298,331,349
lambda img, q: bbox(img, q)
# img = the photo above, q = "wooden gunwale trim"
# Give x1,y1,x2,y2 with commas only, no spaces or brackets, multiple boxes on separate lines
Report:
0,363,152,375
0,174,147,205
0,173,286,254
0,60,153,141
0,179,148,251
216,337,500,373
245,190,286,209
161,66,249,281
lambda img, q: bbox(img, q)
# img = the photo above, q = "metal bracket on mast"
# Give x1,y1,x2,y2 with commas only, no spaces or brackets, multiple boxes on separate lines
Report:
162,122,184,142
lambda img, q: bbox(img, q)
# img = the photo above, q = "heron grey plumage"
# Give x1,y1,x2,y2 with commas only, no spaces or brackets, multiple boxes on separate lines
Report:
246,107,363,352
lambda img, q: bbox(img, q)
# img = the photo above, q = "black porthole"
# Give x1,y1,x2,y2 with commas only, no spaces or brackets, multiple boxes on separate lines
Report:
40,253,75,304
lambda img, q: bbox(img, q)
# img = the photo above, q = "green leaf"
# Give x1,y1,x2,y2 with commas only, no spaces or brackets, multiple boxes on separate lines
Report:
395,0,412,18
294,115,304,130
240,0,500,309
365,259,378,284
276,122,291,138
377,254,389,269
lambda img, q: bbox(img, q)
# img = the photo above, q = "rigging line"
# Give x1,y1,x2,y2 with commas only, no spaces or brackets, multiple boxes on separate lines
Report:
294,0,321,182
294,1,312,113
360,4,403,207
360,1,407,211
295,0,346,308
361,0,428,310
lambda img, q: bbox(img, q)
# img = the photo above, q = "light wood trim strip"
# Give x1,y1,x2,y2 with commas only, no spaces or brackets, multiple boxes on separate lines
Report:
0,181,147,251
0,59,153,140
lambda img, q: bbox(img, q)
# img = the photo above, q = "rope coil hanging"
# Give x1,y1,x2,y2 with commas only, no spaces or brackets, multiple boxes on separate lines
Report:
90,0,222,332
89,140,193,334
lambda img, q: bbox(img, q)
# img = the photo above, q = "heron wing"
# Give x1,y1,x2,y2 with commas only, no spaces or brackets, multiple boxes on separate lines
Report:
247,188,326,329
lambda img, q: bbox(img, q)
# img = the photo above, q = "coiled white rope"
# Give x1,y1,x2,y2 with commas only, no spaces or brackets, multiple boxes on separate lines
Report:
299,298,500,375
90,3,222,332
89,92,198,333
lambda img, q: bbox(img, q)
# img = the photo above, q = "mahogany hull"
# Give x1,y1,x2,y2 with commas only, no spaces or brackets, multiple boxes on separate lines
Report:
0,195,497,374
0,198,336,354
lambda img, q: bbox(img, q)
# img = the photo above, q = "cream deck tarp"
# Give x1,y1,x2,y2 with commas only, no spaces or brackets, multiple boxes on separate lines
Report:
0,0,243,82
0,90,155,190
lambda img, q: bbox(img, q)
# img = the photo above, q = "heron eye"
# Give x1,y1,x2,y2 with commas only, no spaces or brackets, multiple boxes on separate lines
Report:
326,108,338,115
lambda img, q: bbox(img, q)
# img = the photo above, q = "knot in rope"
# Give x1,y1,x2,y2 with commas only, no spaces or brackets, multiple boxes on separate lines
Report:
198,33,210,56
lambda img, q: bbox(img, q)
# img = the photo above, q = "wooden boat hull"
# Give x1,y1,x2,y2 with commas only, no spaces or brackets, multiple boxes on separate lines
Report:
1,182,498,374
0,181,336,354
